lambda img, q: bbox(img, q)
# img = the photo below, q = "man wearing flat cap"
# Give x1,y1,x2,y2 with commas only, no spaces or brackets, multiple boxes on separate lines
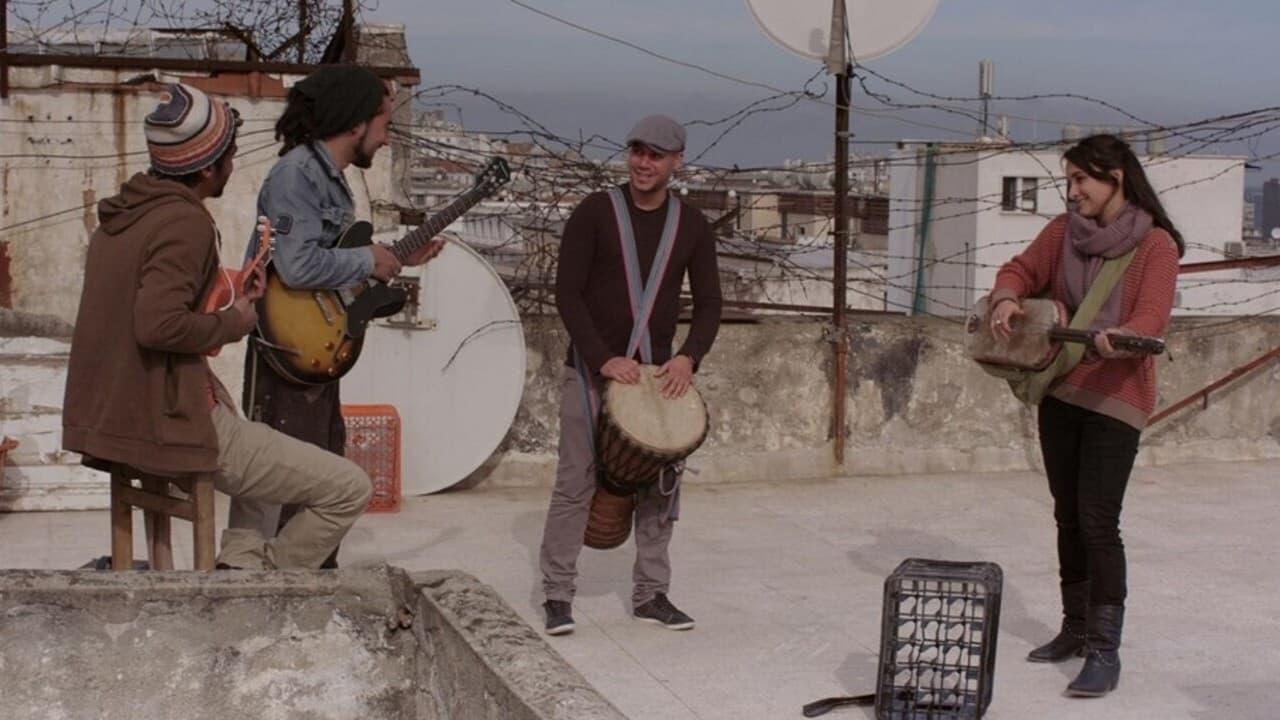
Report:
63,83,373,570
230,64,444,566
537,114,722,635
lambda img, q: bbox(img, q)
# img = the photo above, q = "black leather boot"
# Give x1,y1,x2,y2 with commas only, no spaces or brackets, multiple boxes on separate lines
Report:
1067,604,1124,697
1027,580,1088,663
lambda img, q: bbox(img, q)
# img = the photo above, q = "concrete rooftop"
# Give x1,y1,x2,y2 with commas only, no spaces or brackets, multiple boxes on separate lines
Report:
1,460,1276,720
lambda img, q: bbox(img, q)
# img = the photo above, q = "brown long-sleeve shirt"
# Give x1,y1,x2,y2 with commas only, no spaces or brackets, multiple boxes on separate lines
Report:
556,185,722,374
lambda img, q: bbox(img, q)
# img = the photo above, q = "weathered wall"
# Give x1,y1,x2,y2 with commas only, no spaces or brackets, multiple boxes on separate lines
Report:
6,312,1280,507
0,565,625,720
474,314,1280,487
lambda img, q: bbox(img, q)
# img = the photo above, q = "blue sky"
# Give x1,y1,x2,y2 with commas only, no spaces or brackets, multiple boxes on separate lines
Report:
368,0,1280,179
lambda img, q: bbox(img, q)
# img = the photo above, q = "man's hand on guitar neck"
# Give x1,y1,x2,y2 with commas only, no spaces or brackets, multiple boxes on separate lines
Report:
404,238,447,267
370,244,402,282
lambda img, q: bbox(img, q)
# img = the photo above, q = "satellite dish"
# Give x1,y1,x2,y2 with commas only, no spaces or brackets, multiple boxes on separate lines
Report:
1270,227,1280,241
342,234,526,495
745,0,938,63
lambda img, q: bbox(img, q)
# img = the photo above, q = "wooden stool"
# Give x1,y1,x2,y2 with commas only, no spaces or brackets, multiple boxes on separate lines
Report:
109,465,216,571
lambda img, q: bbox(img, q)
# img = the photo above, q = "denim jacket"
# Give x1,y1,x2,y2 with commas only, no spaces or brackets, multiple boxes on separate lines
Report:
246,142,373,288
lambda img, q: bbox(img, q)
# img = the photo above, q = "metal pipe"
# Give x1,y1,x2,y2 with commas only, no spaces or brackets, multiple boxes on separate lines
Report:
1149,344,1280,425
832,65,851,466
2,0,9,99
1178,254,1280,274
0,52,419,81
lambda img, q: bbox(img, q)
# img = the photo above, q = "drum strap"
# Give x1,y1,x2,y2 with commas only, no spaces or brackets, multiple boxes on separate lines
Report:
606,186,682,363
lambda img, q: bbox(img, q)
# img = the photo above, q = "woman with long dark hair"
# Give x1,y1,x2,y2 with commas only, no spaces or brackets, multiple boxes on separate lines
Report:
988,134,1182,697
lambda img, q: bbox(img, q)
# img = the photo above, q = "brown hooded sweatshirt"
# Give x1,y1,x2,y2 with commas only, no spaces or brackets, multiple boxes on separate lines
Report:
62,173,245,474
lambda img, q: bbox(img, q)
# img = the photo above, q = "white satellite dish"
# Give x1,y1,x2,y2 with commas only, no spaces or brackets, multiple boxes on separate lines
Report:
341,234,526,495
745,0,938,63
1270,227,1280,241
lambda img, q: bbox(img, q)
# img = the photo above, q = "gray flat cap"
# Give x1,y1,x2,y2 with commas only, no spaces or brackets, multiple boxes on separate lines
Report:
625,114,685,153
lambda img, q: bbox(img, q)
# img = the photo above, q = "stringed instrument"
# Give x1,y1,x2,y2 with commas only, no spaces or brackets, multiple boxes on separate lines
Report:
203,219,273,356
965,297,1166,371
254,156,511,385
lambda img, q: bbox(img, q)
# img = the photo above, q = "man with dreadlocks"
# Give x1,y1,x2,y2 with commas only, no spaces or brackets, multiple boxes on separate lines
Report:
228,64,443,567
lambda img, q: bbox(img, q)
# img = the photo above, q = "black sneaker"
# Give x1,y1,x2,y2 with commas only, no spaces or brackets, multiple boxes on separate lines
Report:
633,593,695,631
543,600,575,636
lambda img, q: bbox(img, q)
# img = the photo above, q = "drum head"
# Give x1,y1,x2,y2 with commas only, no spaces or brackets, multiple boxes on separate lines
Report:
604,364,708,454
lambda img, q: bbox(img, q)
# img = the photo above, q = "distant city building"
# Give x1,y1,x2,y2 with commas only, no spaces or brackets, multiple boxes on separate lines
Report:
1261,178,1280,240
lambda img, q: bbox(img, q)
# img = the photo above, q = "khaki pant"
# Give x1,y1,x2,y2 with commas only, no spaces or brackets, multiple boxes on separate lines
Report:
226,344,347,565
538,366,675,608
212,402,371,569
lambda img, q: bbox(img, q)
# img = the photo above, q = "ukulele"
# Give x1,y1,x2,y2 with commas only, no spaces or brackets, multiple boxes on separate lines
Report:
202,219,273,356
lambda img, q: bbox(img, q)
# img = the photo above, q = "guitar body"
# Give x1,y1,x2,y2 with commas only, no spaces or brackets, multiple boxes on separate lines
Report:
256,221,405,385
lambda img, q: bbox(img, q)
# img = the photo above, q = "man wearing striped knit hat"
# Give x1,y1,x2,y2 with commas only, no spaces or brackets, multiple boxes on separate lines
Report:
63,83,373,570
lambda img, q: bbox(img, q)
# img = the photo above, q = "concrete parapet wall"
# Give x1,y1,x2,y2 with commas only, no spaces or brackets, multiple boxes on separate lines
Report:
474,315,1280,487
0,565,624,720
5,314,1280,506
415,570,627,720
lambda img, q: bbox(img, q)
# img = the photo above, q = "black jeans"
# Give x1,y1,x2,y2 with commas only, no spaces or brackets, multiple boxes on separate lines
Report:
1037,396,1141,607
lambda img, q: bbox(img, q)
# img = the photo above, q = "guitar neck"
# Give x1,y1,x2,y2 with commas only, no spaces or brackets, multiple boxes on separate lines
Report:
390,188,486,262
1050,327,1166,355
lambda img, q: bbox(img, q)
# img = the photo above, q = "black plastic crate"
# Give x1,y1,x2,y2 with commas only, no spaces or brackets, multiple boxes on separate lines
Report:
875,559,1003,720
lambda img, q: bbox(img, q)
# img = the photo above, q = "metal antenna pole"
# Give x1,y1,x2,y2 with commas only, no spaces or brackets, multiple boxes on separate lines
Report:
829,0,850,466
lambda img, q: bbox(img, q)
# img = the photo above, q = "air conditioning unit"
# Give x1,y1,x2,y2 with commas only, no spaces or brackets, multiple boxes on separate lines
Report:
1224,241,1245,259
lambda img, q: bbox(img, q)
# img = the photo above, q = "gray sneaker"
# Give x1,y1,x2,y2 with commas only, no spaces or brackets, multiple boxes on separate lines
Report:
543,600,575,636
633,593,695,631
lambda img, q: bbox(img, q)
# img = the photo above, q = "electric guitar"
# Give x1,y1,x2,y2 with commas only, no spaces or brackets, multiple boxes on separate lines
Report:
254,156,511,385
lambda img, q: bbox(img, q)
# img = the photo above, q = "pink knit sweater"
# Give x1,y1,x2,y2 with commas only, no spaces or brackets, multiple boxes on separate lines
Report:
990,214,1179,429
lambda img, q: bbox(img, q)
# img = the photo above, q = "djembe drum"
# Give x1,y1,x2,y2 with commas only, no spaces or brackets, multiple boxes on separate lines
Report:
583,364,709,550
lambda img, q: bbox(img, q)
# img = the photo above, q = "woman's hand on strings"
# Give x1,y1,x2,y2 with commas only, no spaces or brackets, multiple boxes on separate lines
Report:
1094,327,1139,360
989,298,1024,342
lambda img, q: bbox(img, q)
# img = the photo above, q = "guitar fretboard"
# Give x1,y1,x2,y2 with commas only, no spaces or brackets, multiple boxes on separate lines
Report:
1049,327,1166,355
390,187,487,262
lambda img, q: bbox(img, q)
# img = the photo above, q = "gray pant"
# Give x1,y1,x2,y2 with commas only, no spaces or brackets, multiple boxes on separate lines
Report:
539,366,675,609
212,402,372,569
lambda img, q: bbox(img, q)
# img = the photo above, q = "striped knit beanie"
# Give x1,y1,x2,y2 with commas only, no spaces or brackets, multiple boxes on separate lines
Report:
144,84,239,176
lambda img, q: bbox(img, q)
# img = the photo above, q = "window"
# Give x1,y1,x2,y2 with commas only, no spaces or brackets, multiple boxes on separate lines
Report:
1001,177,1018,211
1001,177,1040,213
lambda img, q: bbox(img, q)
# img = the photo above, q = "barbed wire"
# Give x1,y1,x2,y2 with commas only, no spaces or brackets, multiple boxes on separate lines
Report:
3,2,1279,328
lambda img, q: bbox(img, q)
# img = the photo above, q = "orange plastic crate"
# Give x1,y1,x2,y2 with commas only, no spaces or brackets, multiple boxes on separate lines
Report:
342,405,401,513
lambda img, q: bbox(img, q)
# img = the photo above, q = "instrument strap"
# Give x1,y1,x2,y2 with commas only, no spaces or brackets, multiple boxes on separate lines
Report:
606,186,681,363
1010,246,1139,405
1055,246,1140,373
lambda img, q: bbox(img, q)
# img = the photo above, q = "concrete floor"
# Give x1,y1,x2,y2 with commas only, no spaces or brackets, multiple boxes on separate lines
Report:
1,460,1277,720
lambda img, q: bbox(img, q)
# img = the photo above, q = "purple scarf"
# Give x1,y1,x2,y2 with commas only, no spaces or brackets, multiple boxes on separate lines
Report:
1057,202,1152,331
